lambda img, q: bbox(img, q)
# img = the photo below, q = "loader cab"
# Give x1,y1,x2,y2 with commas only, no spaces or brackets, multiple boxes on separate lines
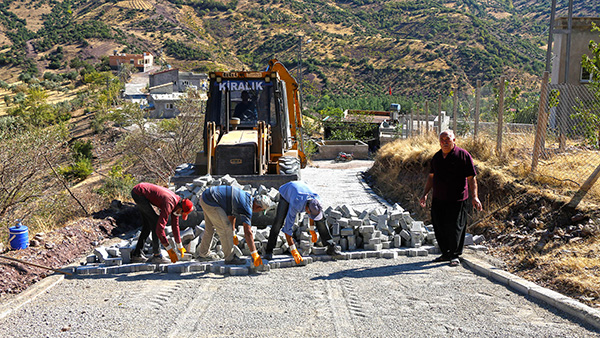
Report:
203,72,293,163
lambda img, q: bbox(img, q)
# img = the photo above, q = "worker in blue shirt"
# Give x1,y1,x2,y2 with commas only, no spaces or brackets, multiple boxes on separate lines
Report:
264,181,341,263
197,185,271,266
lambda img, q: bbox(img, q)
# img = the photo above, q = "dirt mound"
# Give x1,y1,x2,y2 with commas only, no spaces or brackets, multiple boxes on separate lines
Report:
0,203,140,298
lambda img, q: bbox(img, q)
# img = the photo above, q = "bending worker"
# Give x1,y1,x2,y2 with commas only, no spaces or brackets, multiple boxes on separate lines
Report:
264,181,342,263
131,182,194,264
197,185,271,266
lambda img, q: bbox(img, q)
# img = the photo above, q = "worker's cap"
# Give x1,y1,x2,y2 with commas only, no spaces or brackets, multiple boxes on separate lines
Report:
181,199,194,220
307,199,323,221
254,195,273,210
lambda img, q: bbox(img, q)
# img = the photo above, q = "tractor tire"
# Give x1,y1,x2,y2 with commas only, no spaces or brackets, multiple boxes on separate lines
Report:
278,156,301,178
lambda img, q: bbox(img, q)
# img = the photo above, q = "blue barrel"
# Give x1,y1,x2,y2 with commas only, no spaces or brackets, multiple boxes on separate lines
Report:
9,220,29,250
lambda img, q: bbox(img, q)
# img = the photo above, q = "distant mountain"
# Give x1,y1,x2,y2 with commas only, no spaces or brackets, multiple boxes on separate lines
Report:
1,0,598,107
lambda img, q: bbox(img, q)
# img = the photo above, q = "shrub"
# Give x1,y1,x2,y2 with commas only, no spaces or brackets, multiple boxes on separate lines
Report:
96,164,137,200
58,157,93,181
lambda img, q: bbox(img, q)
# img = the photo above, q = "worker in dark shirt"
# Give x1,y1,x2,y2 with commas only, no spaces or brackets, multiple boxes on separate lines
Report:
233,90,257,121
419,130,483,267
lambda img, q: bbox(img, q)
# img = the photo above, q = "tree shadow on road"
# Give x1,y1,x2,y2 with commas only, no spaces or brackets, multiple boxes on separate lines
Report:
311,260,444,280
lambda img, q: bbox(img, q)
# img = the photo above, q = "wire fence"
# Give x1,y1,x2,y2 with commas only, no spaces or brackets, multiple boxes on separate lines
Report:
401,73,600,207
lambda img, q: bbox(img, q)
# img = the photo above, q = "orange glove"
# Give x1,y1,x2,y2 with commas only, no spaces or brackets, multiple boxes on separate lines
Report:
309,226,317,243
251,250,263,267
176,242,186,257
233,235,239,246
167,248,179,263
289,244,303,264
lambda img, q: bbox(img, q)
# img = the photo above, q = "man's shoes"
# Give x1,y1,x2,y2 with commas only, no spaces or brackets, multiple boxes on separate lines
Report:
433,255,451,263
224,256,246,265
197,252,220,261
130,253,147,263
263,253,273,260
326,245,342,257
449,258,460,267
146,255,170,264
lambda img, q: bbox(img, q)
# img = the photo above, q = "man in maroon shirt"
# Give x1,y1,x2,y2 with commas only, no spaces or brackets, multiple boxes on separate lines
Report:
131,182,194,264
419,130,483,267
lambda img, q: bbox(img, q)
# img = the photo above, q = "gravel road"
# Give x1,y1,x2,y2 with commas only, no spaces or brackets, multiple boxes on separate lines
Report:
0,160,598,337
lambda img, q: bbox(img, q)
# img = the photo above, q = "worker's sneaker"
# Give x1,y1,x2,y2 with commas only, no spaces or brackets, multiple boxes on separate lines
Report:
224,256,246,265
130,253,147,263
146,255,170,264
326,245,342,257
197,252,220,261
263,253,273,261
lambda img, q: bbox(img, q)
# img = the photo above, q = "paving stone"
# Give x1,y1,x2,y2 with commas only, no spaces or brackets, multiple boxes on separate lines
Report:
359,225,375,234
340,227,354,237
328,210,343,220
340,238,348,251
348,218,362,228
94,247,109,263
229,266,249,276
312,246,327,255
331,223,340,236
364,243,383,251
382,241,391,249
86,254,97,264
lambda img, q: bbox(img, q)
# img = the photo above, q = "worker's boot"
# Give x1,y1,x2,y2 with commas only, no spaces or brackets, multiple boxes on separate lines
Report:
326,245,342,257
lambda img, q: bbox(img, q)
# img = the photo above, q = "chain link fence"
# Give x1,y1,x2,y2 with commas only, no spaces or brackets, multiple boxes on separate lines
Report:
402,73,600,206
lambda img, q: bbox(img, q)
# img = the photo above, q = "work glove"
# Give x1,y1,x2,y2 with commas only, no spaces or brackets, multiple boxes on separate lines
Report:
233,235,239,246
309,226,318,243
289,244,303,264
251,250,263,267
167,248,179,263
176,242,186,257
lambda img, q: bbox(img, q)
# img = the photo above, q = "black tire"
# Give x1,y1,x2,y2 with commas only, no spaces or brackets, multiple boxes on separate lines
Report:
278,156,301,178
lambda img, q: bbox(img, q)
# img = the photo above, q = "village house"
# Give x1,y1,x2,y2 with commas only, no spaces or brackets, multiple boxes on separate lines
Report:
109,51,154,72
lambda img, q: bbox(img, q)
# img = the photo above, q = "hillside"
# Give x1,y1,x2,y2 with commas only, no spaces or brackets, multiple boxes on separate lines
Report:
2,0,597,111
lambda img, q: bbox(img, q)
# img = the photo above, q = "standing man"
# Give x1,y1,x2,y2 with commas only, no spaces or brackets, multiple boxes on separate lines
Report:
197,185,271,266
264,181,342,263
131,182,194,264
419,130,483,267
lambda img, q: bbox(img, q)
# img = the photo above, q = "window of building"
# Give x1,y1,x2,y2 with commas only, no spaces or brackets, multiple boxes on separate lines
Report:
130,59,135,65
581,63,593,83
165,103,174,110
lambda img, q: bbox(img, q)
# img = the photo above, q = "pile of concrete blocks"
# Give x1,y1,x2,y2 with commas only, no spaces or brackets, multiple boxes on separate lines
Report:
84,173,443,271
325,202,436,252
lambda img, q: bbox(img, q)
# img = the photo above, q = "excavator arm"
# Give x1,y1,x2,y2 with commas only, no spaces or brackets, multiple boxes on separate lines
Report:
267,59,307,168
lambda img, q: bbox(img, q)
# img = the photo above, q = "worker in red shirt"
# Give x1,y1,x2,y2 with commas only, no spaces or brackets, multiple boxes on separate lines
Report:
131,183,194,264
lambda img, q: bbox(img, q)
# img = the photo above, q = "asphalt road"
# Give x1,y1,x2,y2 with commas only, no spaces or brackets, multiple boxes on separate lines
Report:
0,160,598,337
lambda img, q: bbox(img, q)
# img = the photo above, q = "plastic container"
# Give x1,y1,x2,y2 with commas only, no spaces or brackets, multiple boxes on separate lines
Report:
9,219,29,250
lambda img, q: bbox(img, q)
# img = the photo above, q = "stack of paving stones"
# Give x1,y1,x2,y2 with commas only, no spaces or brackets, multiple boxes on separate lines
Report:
70,171,471,276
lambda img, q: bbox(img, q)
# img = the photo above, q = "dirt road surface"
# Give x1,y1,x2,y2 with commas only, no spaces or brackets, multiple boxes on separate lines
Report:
0,161,598,337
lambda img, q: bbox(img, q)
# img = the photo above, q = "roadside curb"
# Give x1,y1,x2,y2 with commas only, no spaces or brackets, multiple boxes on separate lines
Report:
0,273,64,321
462,253,600,331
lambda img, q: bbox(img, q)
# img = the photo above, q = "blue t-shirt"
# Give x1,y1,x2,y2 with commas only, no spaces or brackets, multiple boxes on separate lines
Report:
201,186,252,225
278,181,321,236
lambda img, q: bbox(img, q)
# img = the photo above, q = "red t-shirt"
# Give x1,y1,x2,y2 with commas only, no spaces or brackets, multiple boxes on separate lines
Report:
132,183,182,247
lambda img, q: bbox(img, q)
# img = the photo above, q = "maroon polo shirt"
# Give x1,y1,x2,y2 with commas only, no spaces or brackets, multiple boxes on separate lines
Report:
132,183,182,247
429,145,477,202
